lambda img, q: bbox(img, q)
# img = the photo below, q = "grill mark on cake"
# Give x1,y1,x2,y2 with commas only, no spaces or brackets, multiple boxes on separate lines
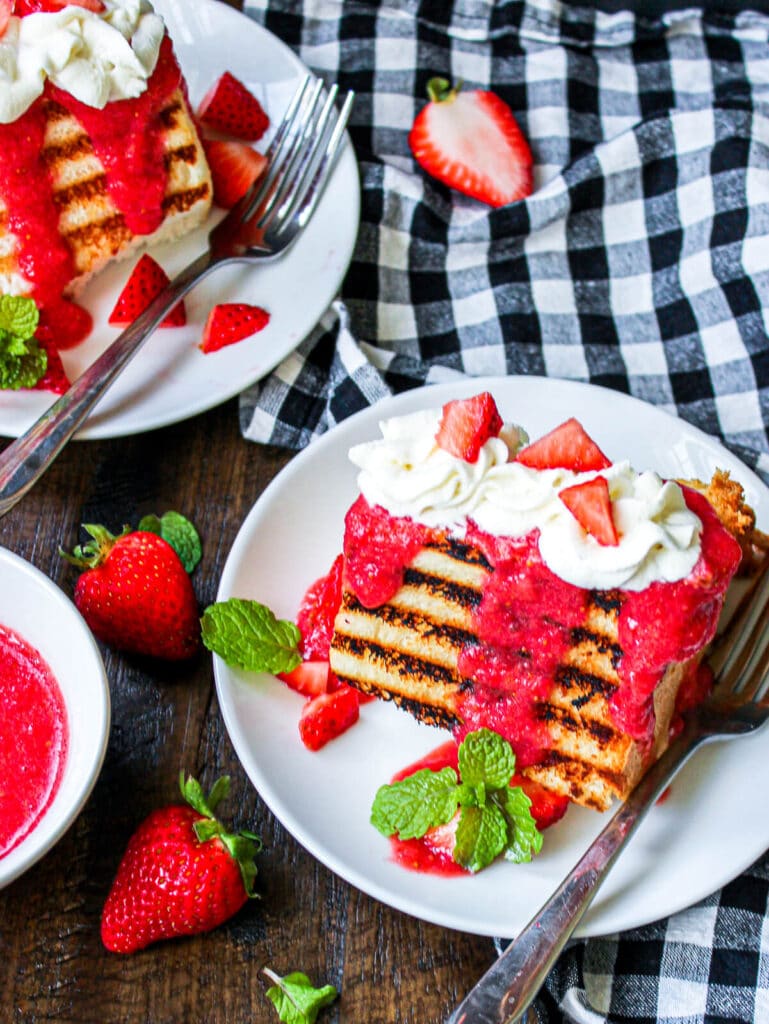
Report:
555,665,617,707
64,214,130,250
333,675,460,729
570,626,622,667
534,701,615,745
52,176,108,210
532,750,626,805
333,635,458,686
340,595,476,647
425,534,492,570
42,135,95,167
162,184,211,216
589,590,622,613
159,99,184,128
402,567,482,609
165,144,199,169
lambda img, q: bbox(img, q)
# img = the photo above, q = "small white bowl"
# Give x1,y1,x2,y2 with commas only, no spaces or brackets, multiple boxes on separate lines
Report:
0,546,110,889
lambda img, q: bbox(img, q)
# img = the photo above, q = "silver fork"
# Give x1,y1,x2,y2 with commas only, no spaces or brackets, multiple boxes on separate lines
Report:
447,556,769,1024
0,75,354,518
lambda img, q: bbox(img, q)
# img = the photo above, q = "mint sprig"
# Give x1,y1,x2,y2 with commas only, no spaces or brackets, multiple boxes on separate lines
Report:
371,728,543,873
262,968,338,1024
138,511,202,573
0,295,46,390
201,598,302,674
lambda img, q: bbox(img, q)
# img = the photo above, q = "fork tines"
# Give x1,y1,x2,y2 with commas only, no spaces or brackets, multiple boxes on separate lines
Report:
244,76,354,236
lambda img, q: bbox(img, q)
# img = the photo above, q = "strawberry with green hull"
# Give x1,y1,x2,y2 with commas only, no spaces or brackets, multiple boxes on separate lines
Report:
409,77,533,207
61,511,201,660
101,774,260,953
197,71,269,142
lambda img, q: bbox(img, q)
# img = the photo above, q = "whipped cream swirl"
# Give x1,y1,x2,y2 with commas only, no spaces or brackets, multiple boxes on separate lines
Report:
349,407,703,591
0,0,165,123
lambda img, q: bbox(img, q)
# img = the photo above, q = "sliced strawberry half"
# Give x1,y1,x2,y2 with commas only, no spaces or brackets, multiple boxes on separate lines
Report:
197,71,269,142
408,77,533,208
515,418,611,473
511,774,570,830
278,660,339,699
108,254,186,328
200,302,269,353
204,139,267,209
15,0,104,12
559,475,619,546
298,685,360,751
0,0,13,36
435,391,503,462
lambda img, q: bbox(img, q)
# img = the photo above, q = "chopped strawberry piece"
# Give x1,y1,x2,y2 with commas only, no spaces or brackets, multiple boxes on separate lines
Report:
33,335,70,394
108,254,186,328
197,71,269,142
35,298,93,350
435,391,503,463
204,139,267,209
15,0,104,12
298,685,360,751
0,1,13,36
200,302,269,353
559,475,619,546
297,554,344,660
408,78,533,208
515,418,611,473
511,774,570,830
278,660,339,698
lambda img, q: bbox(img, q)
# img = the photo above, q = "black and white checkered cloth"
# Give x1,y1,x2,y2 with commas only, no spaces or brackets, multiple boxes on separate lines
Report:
240,1,769,1020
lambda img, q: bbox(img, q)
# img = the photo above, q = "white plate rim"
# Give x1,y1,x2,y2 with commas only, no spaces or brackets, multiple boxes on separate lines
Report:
213,376,769,938
0,0,360,440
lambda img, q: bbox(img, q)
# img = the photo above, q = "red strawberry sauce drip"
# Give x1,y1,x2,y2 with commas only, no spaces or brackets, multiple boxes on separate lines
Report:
0,33,181,347
341,489,741,765
0,624,68,859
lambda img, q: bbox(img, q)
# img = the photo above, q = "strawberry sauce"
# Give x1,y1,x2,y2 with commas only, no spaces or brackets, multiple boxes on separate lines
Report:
0,33,181,348
342,491,741,765
0,625,68,859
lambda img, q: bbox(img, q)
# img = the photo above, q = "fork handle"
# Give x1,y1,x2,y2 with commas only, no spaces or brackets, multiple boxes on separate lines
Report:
446,727,708,1024
0,250,218,518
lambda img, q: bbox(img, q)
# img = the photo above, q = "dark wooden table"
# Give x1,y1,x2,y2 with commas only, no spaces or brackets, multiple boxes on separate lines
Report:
0,6,494,1017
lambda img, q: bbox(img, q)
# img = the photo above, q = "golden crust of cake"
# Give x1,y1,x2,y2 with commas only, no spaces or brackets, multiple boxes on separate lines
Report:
681,470,768,571
329,472,759,812
0,87,211,298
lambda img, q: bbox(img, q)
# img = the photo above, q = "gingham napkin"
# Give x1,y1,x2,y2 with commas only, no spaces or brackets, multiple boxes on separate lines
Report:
241,2,769,1020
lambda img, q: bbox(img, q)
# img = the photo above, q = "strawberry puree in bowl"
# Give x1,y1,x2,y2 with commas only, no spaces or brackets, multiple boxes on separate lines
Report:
0,547,109,889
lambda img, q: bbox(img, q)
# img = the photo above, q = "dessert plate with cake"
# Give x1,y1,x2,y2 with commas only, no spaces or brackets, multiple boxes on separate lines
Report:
213,376,769,939
0,0,359,439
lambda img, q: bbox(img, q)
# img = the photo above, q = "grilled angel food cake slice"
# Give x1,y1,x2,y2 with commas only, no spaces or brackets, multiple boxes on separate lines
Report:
0,1,211,329
328,399,749,812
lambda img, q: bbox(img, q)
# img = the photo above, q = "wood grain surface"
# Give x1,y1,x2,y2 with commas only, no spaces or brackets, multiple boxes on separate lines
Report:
0,3,498,1019
0,399,496,1024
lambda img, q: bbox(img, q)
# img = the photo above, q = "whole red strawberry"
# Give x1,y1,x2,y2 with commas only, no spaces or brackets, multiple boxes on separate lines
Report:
62,522,200,660
101,775,260,953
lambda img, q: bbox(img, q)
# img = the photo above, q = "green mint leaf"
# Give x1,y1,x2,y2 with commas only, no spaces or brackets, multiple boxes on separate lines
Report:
138,511,202,573
496,787,543,864
200,598,301,674
0,332,47,390
371,766,459,840
0,294,38,340
453,803,508,873
456,781,485,808
263,969,337,1024
457,728,516,790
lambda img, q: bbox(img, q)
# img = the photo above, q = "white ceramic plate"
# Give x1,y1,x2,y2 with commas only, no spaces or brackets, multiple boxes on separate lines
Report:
0,547,110,889
214,377,769,938
0,0,359,440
